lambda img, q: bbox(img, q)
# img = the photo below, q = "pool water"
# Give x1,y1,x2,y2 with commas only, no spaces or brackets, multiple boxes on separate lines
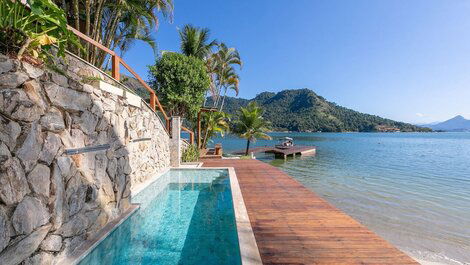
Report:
78,169,241,265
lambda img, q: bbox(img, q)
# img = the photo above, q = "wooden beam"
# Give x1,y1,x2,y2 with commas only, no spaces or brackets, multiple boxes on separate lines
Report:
67,26,115,56
150,93,156,111
111,55,120,81
182,126,194,145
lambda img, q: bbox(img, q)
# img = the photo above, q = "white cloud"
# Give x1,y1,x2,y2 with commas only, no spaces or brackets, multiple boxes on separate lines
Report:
415,113,425,117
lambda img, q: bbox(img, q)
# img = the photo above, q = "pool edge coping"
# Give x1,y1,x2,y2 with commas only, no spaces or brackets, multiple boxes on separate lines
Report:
228,167,263,265
185,166,263,265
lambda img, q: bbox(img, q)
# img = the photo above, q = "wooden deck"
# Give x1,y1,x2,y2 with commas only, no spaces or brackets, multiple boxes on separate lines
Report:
234,145,316,159
202,159,418,265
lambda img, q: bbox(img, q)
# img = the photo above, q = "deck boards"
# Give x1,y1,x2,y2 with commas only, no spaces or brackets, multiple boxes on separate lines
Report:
202,159,417,265
234,146,316,157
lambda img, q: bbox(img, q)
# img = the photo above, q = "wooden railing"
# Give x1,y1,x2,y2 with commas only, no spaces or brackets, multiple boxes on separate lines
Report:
68,26,194,145
181,126,194,145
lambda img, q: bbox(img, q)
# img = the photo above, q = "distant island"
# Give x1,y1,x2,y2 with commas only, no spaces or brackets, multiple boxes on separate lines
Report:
207,89,431,132
422,115,470,132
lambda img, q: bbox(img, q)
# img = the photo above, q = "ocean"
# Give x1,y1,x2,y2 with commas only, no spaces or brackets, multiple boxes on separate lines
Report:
212,132,470,265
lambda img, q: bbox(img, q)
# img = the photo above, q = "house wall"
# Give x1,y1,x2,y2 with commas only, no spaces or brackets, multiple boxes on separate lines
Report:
0,53,170,264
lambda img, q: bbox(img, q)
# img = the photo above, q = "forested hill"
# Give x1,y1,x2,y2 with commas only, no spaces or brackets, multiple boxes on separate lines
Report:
208,89,431,132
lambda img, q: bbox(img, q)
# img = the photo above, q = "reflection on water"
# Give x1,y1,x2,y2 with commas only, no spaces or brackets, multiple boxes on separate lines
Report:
213,132,470,265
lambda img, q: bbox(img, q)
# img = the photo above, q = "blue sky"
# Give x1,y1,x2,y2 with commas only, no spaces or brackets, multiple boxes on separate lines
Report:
123,0,470,124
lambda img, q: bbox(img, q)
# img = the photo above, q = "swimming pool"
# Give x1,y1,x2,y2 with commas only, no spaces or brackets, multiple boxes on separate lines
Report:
77,169,245,265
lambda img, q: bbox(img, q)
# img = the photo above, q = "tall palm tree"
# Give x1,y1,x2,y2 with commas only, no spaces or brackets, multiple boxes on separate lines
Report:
53,0,174,67
178,24,218,107
212,43,242,109
179,24,217,60
217,66,239,111
201,111,230,149
233,102,272,155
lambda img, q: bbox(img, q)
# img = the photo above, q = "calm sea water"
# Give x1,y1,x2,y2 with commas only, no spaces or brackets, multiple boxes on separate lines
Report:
213,132,470,265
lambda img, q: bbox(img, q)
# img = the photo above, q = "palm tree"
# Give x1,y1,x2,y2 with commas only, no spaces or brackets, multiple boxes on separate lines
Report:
53,0,174,66
212,43,242,109
178,24,218,107
179,24,217,60
233,102,272,155
217,66,239,111
201,111,230,149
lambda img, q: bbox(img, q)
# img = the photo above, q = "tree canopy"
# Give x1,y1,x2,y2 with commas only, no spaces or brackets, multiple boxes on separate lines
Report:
179,24,217,60
53,0,174,66
148,52,210,121
232,102,272,155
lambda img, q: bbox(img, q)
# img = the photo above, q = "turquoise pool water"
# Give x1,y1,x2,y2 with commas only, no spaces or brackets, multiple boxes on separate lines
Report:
79,169,241,265
213,132,470,265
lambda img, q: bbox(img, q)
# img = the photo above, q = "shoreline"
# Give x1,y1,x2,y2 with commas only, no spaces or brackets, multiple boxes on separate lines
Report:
411,256,464,265
407,250,467,265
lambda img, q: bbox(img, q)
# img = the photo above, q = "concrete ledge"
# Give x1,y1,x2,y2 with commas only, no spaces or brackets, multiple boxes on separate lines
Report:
179,162,203,168
228,167,263,265
124,91,142,108
59,205,140,265
92,80,143,108
97,80,124,97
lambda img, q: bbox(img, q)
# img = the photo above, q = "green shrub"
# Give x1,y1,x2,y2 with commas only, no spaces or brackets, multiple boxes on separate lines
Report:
182,144,200,162
0,0,80,60
148,52,210,122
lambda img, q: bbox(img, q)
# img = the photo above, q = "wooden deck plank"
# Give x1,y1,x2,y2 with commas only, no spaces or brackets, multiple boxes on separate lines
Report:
233,146,316,156
202,159,417,265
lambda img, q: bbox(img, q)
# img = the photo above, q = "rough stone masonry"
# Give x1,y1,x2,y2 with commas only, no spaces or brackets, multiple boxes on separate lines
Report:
0,53,172,265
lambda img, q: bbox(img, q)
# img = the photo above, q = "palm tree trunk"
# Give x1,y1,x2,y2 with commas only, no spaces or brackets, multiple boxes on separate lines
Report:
90,0,104,65
97,0,122,66
91,0,104,41
219,87,228,111
202,128,210,149
84,0,91,61
73,0,80,30
73,0,80,56
245,139,251,156
214,84,222,108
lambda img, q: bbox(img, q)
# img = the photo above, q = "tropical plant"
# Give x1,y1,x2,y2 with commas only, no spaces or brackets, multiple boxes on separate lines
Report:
148,52,211,121
0,0,80,61
176,25,242,111
182,144,200,162
211,43,242,110
217,66,239,111
179,24,217,60
232,102,272,155
200,111,230,149
52,0,173,66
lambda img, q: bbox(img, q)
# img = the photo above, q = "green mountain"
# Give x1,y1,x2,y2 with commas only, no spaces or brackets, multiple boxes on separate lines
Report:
208,89,431,132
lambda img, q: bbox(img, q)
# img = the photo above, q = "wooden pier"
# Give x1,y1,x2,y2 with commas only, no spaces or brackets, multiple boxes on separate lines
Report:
235,145,316,159
202,159,418,265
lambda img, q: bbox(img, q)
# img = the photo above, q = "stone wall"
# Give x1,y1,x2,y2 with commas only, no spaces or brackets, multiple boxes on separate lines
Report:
0,53,170,265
